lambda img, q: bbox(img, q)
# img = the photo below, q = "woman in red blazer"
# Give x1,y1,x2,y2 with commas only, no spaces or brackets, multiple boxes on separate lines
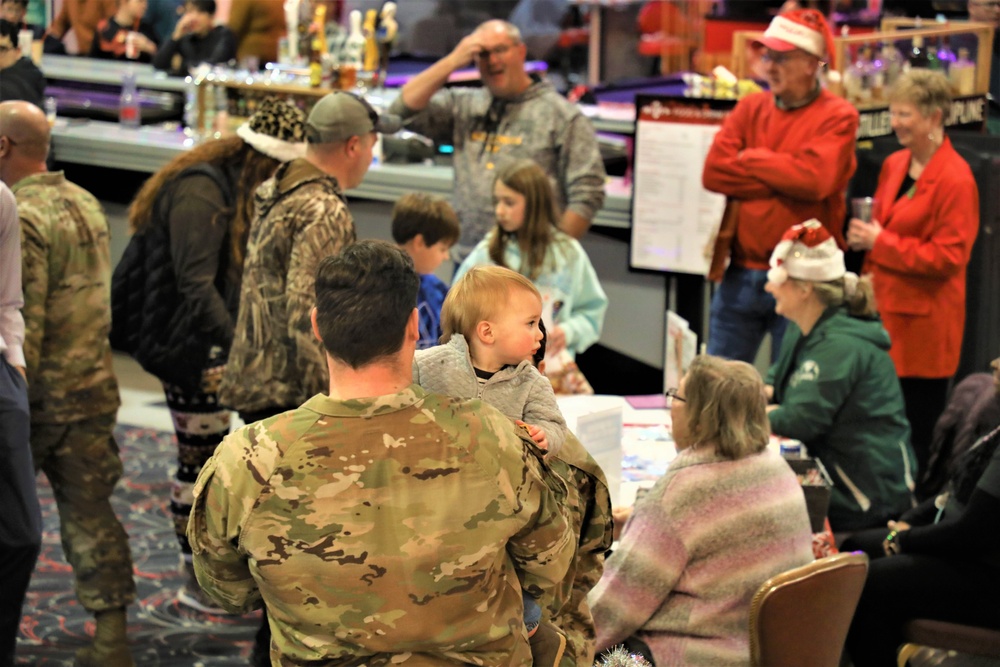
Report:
847,69,979,486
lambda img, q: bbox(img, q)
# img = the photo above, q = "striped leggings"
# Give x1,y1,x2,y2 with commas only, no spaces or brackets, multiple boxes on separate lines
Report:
163,364,231,560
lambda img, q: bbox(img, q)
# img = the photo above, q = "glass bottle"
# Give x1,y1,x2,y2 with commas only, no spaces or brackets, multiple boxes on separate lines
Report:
119,69,141,128
908,35,929,69
927,45,940,70
879,41,904,87
936,37,957,73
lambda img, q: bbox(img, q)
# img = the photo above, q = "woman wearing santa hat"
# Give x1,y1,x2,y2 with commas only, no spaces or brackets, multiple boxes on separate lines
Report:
765,220,916,532
847,69,980,496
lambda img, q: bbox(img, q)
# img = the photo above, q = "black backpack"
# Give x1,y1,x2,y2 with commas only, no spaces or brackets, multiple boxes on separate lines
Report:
110,164,233,392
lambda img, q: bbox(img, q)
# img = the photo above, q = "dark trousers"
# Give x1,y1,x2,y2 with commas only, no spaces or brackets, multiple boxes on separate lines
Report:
707,266,788,365
900,377,950,493
845,552,1000,667
0,358,41,664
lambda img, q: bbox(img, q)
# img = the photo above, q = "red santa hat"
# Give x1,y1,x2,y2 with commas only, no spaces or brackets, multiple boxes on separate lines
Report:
768,219,846,285
754,8,838,69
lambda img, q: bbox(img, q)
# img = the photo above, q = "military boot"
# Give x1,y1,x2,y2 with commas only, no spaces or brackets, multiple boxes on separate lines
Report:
529,622,567,667
74,607,134,667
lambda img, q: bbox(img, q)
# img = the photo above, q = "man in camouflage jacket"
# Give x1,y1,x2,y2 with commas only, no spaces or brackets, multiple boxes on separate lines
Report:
219,92,401,421
190,241,575,665
0,101,136,667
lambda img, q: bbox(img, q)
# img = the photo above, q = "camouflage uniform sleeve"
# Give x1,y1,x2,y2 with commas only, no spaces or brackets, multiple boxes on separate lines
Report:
575,469,613,592
286,203,355,397
490,414,575,603
187,426,266,614
18,209,48,382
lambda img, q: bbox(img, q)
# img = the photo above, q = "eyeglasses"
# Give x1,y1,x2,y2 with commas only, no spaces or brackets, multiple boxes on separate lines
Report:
761,50,808,65
665,387,686,406
476,44,513,61
0,45,14,54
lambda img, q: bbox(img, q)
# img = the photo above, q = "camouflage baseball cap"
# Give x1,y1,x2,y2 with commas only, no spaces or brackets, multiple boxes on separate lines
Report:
305,91,402,144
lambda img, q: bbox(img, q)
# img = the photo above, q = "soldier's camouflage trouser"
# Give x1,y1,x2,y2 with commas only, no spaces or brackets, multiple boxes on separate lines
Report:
31,412,136,612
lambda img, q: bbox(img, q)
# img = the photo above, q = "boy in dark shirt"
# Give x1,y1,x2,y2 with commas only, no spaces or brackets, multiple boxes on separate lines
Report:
391,192,460,350
90,0,158,62
152,0,235,74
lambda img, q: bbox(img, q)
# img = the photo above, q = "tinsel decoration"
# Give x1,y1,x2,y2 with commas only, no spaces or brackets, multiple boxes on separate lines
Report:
596,645,653,667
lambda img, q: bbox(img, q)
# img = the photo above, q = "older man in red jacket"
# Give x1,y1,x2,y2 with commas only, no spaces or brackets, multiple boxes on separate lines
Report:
702,8,859,363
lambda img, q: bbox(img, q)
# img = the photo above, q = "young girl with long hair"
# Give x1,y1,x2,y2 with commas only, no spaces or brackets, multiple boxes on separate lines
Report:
454,158,607,359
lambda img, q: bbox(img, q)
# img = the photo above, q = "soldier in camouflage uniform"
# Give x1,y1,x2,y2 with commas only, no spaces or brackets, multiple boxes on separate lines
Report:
190,241,575,666
219,91,401,423
0,101,136,667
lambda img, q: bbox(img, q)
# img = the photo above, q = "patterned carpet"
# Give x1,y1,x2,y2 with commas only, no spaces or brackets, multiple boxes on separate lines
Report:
16,424,260,666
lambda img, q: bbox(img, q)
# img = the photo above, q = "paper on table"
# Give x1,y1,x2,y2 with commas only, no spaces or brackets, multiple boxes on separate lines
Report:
664,310,698,391
625,394,666,410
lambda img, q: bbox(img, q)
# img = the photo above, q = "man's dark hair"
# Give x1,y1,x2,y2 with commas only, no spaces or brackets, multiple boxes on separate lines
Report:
186,0,216,14
1,0,29,9
390,192,460,246
0,19,19,45
314,240,419,369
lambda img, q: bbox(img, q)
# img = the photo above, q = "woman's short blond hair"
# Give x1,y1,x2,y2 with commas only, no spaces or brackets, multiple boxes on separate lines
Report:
889,68,952,124
683,355,770,460
441,266,540,343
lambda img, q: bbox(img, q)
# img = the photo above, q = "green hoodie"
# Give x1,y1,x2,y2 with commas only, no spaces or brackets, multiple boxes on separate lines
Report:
767,307,916,531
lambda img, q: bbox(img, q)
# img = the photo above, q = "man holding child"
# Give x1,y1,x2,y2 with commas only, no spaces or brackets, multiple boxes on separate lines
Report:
189,241,575,665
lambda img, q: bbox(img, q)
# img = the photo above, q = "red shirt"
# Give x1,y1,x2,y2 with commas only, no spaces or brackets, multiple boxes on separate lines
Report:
703,88,859,270
863,136,979,378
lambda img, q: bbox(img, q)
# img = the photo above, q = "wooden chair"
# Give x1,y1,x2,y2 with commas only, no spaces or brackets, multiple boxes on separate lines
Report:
897,619,1000,666
749,552,869,667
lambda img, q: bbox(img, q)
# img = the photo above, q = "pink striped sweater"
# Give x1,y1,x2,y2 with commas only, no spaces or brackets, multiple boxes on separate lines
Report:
589,446,814,666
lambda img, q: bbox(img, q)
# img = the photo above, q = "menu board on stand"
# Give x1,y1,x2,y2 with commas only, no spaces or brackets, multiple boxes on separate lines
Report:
629,94,735,275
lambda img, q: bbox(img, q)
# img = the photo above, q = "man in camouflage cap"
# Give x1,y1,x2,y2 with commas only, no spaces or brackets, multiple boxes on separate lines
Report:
219,91,402,426
0,100,136,667
190,240,575,665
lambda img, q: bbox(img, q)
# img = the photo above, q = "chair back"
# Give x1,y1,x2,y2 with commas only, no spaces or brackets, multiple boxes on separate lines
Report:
749,552,869,667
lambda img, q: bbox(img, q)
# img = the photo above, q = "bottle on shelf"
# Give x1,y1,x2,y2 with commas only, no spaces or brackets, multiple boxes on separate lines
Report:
936,36,956,73
949,47,976,96
119,69,141,128
879,41,904,88
342,9,366,70
926,44,941,70
309,36,323,87
844,44,874,105
908,35,929,69
362,9,379,75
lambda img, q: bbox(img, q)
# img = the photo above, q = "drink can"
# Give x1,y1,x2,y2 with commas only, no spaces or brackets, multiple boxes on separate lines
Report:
780,440,802,459
126,32,138,59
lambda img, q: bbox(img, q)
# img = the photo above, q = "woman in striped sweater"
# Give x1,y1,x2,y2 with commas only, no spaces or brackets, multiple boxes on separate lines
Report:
588,355,814,666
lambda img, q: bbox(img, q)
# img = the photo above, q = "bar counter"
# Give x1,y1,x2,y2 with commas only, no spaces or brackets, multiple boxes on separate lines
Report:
49,118,633,229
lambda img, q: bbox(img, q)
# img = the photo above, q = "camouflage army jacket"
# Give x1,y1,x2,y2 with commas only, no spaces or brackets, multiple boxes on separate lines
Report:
219,159,355,413
189,385,576,666
547,434,614,667
15,172,120,423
